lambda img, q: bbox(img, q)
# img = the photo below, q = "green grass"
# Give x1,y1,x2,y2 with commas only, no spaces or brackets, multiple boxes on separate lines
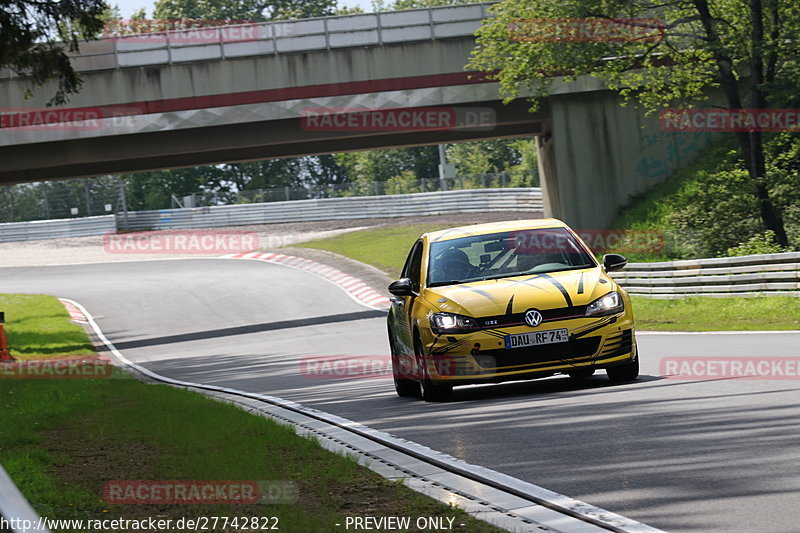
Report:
632,295,800,331
301,223,449,278
610,139,738,262
0,294,502,532
0,294,94,359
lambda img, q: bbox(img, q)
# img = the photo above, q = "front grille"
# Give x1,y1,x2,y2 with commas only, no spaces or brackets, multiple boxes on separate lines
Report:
473,337,602,369
478,305,588,328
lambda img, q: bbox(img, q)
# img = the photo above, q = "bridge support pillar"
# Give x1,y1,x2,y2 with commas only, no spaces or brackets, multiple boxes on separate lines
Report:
536,90,714,230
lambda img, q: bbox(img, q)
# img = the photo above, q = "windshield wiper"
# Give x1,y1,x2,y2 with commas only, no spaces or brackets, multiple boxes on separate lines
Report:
428,280,467,287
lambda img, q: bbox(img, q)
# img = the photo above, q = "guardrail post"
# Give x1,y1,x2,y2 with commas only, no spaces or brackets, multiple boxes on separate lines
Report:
0,312,13,361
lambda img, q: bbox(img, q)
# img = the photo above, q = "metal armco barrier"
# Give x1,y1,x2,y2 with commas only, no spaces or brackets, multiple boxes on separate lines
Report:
120,188,544,230
0,464,49,533
0,215,116,243
611,252,800,298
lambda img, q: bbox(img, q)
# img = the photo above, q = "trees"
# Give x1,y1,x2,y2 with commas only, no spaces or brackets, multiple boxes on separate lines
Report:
468,0,800,245
0,0,106,105
152,0,336,21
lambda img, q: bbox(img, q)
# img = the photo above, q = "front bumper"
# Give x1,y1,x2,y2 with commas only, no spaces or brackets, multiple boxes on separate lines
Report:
421,314,636,385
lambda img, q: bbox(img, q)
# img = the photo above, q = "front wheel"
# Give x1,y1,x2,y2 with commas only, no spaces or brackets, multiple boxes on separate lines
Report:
389,327,418,398
414,336,452,402
606,357,639,382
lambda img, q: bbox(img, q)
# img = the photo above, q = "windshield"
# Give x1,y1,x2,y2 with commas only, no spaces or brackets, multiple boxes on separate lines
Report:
427,227,596,287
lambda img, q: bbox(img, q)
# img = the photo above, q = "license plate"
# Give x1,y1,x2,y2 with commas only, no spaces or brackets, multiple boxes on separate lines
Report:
504,329,569,349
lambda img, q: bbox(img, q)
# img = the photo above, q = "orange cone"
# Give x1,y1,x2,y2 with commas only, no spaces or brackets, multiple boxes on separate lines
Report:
0,312,13,361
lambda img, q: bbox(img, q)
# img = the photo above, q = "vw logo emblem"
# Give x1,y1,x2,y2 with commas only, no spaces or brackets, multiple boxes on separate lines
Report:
524,309,543,327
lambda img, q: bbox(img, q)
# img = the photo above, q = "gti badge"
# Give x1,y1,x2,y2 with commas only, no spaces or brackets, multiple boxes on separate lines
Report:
524,309,543,327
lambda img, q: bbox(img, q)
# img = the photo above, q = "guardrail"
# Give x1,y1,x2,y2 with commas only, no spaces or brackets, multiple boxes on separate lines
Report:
611,252,800,298
0,215,116,243
1,3,492,76
0,464,49,533
120,187,544,230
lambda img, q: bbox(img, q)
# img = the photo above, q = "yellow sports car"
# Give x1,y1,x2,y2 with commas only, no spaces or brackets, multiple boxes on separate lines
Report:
387,219,638,401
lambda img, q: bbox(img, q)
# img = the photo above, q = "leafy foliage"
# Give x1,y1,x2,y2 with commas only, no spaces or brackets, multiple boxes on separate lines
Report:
468,0,800,245
1,0,107,105
614,134,800,260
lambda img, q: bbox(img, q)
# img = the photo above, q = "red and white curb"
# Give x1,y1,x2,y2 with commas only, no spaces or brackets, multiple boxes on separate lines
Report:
222,252,391,310
60,298,89,324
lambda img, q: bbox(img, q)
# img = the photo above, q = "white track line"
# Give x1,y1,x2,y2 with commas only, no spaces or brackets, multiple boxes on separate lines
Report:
62,297,664,533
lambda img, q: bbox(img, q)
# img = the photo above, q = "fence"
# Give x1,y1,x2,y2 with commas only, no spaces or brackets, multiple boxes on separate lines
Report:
179,173,533,208
0,188,542,240
611,252,800,298
124,188,544,230
0,215,116,243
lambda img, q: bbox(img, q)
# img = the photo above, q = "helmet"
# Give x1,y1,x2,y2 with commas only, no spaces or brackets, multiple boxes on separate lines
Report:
437,248,473,280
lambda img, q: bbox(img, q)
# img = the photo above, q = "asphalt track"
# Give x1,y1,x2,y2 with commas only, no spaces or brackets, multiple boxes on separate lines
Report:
1,258,799,533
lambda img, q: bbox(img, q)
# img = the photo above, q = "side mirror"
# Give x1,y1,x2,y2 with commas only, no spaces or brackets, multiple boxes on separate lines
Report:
602,254,627,272
388,278,414,297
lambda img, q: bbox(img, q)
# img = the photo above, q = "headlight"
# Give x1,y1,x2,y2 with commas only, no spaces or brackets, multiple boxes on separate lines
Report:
585,291,624,317
430,313,479,334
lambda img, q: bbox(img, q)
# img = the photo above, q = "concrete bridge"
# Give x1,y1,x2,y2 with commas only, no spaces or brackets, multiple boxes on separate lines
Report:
0,3,711,228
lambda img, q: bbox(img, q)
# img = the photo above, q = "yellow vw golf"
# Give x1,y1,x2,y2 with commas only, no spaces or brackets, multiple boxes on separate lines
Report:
387,219,638,401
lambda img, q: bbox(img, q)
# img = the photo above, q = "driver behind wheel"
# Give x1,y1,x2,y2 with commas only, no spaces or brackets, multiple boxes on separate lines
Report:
434,248,474,281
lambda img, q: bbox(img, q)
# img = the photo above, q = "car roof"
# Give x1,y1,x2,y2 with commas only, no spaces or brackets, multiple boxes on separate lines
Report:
423,218,569,243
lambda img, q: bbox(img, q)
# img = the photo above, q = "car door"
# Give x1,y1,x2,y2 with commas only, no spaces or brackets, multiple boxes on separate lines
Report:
389,240,424,361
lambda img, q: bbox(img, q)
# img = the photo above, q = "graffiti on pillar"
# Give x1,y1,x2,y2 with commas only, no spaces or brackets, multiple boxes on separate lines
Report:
636,130,714,180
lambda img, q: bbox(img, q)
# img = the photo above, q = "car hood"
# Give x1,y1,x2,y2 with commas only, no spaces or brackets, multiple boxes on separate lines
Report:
423,267,614,317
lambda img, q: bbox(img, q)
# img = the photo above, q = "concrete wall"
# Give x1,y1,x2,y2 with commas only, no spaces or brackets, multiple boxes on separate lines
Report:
539,90,714,228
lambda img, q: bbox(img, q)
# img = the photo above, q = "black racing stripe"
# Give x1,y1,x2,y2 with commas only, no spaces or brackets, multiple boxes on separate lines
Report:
458,285,499,303
505,295,515,315
538,273,573,307
577,272,585,294
571,315,618,339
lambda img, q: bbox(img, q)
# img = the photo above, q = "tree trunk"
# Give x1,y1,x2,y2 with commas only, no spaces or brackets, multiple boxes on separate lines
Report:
693,0,788,247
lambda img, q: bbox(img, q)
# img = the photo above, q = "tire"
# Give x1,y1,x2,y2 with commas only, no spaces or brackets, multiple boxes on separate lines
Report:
568,368,595,379
414,335,452,403
389,327,419,398
606,357,639,382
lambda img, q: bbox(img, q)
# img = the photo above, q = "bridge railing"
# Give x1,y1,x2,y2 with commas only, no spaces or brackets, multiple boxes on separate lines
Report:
610,252,800,298
2,3,494,76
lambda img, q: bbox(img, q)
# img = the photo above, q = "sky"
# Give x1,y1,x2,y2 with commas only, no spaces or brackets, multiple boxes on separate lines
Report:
112,0,375,19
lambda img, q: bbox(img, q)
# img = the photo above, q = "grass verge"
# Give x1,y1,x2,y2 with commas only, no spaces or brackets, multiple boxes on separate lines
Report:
296,227,797,331
0,294,94,360
0,294,502,532
631,296,800,331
